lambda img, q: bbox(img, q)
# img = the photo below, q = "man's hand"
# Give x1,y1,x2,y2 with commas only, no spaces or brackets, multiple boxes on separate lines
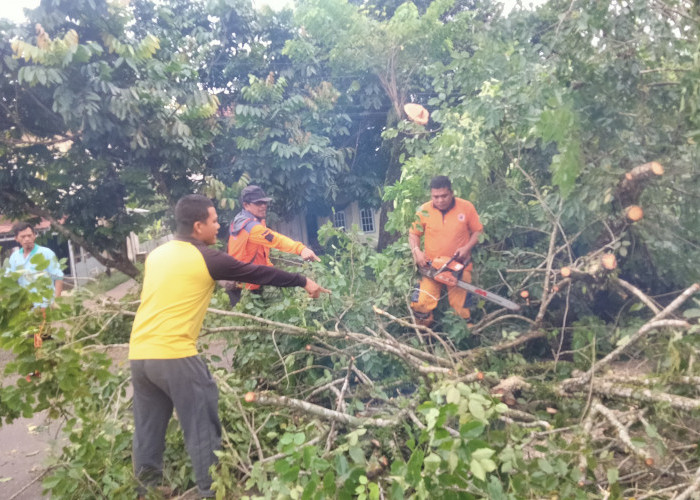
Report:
412,248,428,268
453,246,472,263
54,279,64,298
304,278,331,298
301,247,321,262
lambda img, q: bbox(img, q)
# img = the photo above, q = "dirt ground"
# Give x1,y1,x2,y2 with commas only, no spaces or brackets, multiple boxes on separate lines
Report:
0,280,235,499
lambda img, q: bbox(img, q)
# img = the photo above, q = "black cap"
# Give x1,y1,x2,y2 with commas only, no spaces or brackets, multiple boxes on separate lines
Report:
241,185,273,204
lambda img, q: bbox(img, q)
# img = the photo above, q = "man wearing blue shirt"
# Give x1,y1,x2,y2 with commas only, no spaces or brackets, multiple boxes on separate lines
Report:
7,222,64,307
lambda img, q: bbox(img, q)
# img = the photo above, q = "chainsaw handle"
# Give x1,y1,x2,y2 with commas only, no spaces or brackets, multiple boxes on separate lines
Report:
434,255,458,275
460,255,472,267
422,255,472,272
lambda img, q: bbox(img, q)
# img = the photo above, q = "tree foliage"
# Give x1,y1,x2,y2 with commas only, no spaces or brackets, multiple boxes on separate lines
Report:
1,0,221,277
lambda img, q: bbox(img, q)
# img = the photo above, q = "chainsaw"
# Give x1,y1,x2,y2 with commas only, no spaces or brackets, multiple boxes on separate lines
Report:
419,255,521,311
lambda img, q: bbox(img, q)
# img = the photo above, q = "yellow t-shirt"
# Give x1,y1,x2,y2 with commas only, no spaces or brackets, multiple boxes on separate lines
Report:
129,237,306,360
129,240,215,359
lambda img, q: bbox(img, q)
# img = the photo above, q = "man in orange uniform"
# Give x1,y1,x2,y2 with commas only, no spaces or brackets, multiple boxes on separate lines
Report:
227,185,320,306
409,176,483,326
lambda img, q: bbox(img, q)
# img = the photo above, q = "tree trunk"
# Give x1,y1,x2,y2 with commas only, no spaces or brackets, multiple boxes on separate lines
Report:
376,140,403,251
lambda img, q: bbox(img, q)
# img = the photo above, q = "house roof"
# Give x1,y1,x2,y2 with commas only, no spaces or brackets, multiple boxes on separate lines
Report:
0,217,51,237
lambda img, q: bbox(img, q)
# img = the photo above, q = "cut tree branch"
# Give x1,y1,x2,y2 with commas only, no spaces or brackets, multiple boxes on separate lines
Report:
576,380,700,412
563,283,698,388
593,402,653,465
253,393,403,428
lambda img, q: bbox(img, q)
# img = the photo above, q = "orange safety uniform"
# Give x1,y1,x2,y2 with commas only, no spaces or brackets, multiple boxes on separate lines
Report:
409,197,483,323
227,210,306,291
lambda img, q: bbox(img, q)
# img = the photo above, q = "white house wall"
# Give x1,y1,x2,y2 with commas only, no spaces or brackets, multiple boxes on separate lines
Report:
317,202,381,247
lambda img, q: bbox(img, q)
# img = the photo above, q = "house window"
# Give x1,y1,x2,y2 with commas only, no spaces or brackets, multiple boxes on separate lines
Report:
360,208,375,233
333,211,346,230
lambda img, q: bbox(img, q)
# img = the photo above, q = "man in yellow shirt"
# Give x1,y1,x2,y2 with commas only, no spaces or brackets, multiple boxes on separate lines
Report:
409,176,483,326
226,185,320,305
129,194,328,499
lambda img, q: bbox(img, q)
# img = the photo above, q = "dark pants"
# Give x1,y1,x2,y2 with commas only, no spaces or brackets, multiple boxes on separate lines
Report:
131,357,221,498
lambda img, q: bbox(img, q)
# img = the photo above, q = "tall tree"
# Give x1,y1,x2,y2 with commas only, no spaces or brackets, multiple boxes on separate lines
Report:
384,0,700,300
284,0,456,248
0,0,219,277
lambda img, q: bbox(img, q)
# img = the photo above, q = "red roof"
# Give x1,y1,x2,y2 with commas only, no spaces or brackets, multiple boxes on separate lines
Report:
0,217,52,236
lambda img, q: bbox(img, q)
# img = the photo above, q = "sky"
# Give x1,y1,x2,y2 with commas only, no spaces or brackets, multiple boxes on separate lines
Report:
0,0,293,24
1,0,535,25
1,0,40,24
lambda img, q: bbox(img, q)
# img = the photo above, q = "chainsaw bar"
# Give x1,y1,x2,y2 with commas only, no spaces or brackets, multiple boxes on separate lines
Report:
419,267,521,312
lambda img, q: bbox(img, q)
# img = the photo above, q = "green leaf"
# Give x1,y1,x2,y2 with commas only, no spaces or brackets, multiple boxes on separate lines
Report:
537,458,554,474
644,423,660,439
487,475,507,499
468,399,486,421
406,449,424,485
481,458,497,473
493,403,509,413
447,451,459,473
471,448,495,460
446,386,461,404
470,458,486,481
349,446,365,464
424,407,440,429
616,335,631,347
423,452,441,473
607,467,619,485
683,308,700,319
323,471,336,495
460,421,485,438
368,482,380,500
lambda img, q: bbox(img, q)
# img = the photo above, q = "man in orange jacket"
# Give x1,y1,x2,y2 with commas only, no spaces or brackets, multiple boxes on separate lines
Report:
226,185,320,305
409,176,483,326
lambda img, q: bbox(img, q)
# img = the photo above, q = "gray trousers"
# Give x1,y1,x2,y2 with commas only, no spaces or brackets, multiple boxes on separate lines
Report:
130,356,221,498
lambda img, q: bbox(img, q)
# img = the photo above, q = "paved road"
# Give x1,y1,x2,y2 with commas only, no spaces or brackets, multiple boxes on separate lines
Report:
0,349,57,500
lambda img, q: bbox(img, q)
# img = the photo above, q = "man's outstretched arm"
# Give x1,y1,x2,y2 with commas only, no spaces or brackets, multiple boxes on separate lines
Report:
201,245,329,296
248,225,320,261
